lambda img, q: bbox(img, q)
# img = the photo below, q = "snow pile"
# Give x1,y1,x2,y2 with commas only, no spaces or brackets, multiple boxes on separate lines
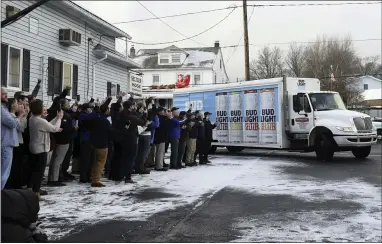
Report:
229,160,382,242
183,51,216,68
362,89,382,101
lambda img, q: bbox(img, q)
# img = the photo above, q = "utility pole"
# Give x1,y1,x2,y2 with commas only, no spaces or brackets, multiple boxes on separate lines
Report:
243,0,250,81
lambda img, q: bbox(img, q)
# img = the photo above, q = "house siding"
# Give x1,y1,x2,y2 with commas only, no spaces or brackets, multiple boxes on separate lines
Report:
212,49,229,84
140,69,214,88
1,0,129,106
356,76,382,91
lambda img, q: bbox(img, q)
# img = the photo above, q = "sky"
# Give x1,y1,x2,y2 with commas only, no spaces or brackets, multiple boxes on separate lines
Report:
75,1,382,81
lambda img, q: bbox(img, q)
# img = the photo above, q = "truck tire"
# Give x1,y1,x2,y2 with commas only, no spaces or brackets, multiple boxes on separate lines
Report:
315,134,334,162
209,146,217,154
226,146,244,153
351,146,371,159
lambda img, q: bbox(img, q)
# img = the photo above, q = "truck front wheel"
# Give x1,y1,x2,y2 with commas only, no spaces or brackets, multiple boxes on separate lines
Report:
226,146,244,153
315,134,335,162
351,146,371,159
209,146,217,154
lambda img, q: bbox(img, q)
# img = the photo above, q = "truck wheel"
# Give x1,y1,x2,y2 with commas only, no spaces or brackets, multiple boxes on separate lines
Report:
315,134,334,162
226,146,244,153
351,146,371,159
209,146,217,154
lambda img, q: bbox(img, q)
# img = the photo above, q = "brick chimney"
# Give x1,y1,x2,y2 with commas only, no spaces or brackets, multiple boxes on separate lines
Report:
214,41,220,48
130,45,136,58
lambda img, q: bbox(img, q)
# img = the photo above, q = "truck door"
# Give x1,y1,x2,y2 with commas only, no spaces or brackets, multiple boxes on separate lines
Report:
290,93,314,136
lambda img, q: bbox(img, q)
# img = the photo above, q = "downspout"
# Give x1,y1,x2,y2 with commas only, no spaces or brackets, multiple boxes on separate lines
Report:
92,54,107,99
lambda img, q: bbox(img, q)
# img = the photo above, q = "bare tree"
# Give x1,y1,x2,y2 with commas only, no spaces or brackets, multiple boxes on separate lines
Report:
302,35,363,105
285,43,305,77
250,46,284,80
353,55,382,78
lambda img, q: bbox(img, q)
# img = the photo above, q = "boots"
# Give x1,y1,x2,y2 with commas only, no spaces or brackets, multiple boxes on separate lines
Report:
36,192,44,201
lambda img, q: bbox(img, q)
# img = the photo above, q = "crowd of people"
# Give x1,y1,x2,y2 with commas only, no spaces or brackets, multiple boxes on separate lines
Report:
1,83,218,201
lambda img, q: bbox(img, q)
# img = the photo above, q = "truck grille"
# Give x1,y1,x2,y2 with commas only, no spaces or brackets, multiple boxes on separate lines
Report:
353,117,373,133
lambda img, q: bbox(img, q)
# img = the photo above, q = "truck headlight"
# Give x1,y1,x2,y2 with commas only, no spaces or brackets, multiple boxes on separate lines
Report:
336,126,355,132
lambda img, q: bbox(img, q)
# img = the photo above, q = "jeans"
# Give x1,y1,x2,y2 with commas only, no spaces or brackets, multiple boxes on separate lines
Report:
170,138,179,167
177,140,187,167
155,143,165,169
185,139,197,164
1,146,13,190
61,140,73,176
28,152,48,192
80,141,95,182
135,135,151,171
48,144,69,182
121,138,138,180
5,144,24,189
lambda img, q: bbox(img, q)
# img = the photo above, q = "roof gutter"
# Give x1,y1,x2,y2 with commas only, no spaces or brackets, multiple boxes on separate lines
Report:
92,54,108,99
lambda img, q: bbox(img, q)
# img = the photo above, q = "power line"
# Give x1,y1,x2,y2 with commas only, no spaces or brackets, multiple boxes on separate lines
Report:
128,7,237,46
220,38,382,49
113,5,238,25
135,1,208,47
248,1,381,8
226,6,255,64
113,2,380,25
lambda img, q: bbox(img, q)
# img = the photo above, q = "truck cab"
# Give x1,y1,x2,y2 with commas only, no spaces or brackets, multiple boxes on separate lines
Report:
288,83,378,160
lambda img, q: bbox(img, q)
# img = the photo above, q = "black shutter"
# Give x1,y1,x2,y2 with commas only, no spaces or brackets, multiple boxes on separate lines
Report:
117,84,120,96
72,64,78,99
53,59,62,94
1,43,8,87
107,82,111,97
22,49,30,91
47,57,54,96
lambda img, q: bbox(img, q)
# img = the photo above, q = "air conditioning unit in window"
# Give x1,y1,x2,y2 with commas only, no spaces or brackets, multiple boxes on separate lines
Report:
59,29,81,46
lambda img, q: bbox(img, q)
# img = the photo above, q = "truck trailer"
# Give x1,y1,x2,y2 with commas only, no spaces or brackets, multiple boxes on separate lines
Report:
173,76,378,161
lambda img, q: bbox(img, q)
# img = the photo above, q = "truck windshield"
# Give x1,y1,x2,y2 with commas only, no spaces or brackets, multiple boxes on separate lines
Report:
309,93,346,111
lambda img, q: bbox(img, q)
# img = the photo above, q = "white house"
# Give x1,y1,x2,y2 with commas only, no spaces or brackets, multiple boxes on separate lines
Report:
1,0,142,106
354,75,382,91
130,41,229,108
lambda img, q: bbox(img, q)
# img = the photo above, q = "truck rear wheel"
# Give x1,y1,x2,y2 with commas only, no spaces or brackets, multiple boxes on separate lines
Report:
226,146,244,153
315,134,334,162
209,146,217,154
351,146,371,159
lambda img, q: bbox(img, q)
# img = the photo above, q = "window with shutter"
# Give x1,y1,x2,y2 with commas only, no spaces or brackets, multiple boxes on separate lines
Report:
1,43,8,87
53,59,63,94
8,47,22,89
22,49,30,92
107,82,111,97
47,57,54,96
72,64,78,99
117,84,120,96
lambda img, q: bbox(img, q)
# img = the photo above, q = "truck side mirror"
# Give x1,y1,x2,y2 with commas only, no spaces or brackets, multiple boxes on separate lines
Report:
293,95,301,112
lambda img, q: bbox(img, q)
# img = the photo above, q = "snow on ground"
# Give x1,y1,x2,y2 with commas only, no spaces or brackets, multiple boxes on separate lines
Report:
229,160,382,242
39,156,381,242
39,156,255,239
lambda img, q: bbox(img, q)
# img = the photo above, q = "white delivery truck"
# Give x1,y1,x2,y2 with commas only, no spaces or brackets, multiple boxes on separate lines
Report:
173,76,378,161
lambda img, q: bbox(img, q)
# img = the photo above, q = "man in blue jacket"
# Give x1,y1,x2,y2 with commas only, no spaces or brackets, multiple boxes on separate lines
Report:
169,107,187,169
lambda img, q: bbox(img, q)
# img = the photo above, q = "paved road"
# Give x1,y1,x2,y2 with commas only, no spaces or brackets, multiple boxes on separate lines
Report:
57,144,381,243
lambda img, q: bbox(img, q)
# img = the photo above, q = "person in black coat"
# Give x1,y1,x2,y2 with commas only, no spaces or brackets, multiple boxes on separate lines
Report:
110,98,124,181
1,189,48,242
153,107,170,171
47,98,76,187
202,112,217,164
193,111,206,164
89,97,112,187
116,100,147,183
